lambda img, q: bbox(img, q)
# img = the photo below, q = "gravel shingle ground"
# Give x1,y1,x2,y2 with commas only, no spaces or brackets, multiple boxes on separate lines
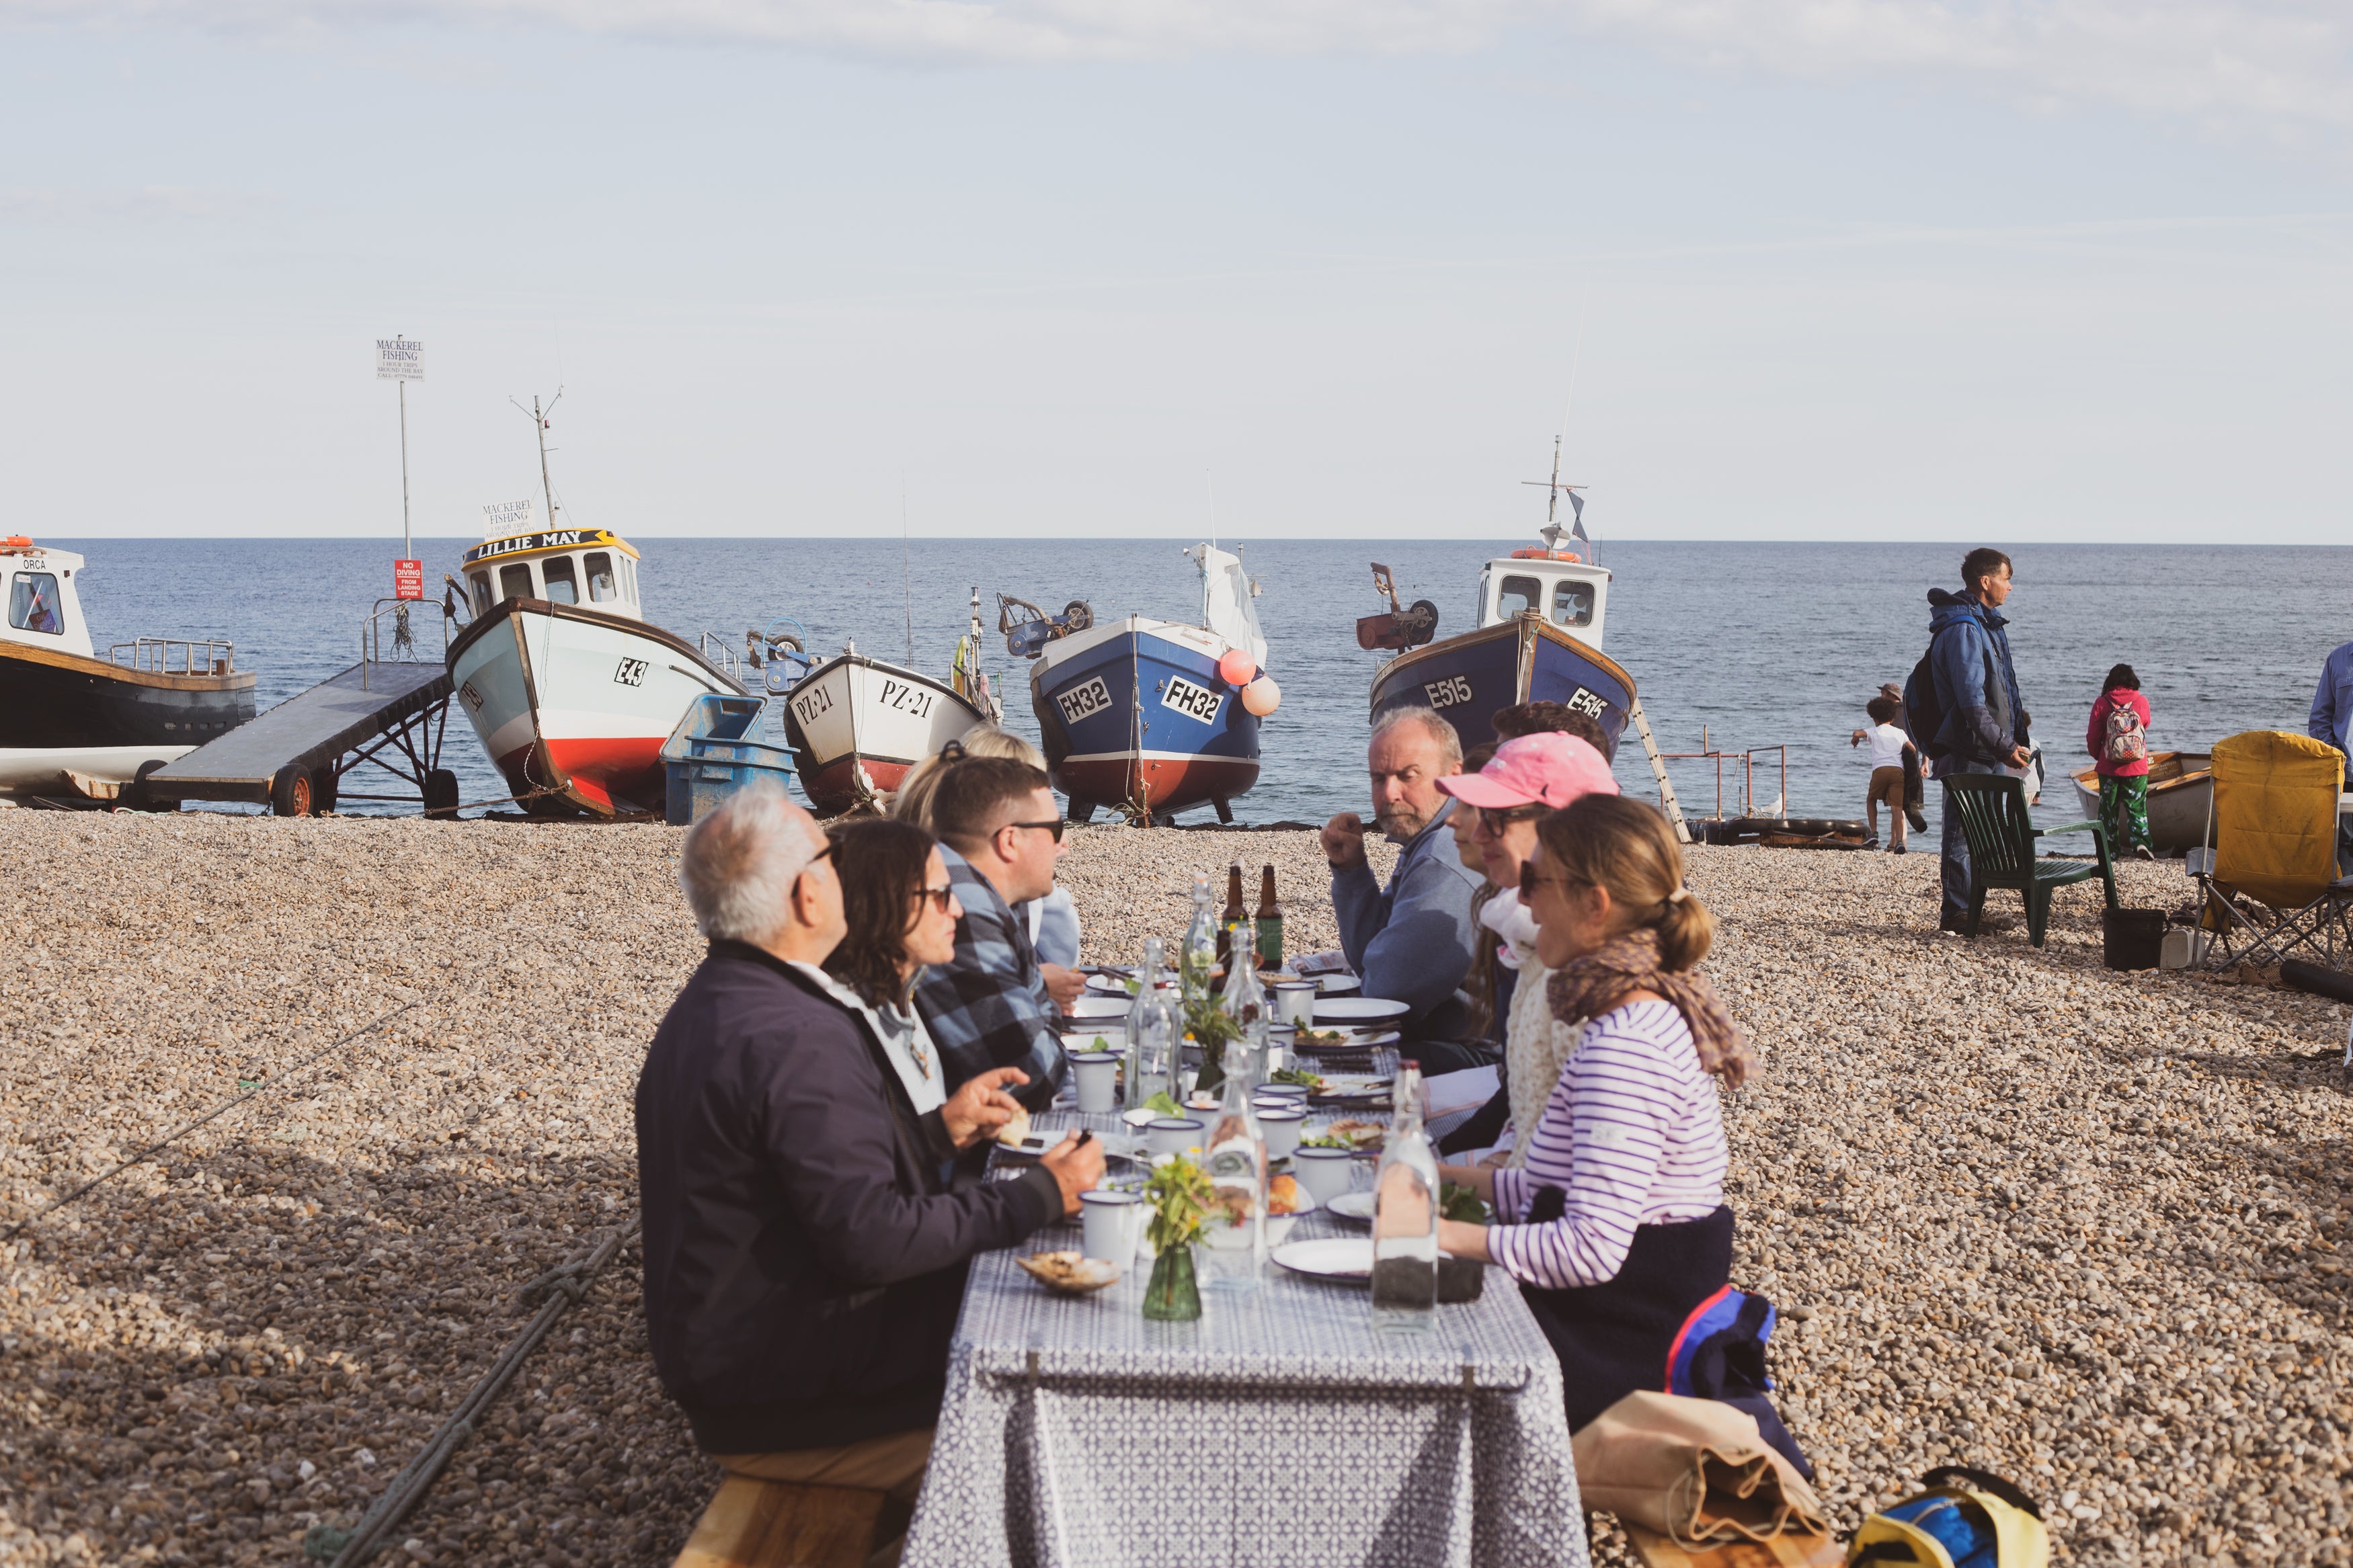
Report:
3,811,2350,1566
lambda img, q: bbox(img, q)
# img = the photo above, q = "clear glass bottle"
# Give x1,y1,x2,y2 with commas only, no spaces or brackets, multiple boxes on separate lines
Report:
1199,1037,1267,1292
1124,938,1180,1113
1220,936,1266,1028
1181,874,1219,1011
1371,1059,1439,1331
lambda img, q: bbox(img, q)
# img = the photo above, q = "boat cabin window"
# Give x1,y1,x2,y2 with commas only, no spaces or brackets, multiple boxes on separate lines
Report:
469,573,493,614
8,571,63,635
1496,575,1542,620
543,555,580,605
1551,581,1595,628
499,563,534,601
585,552,617,604
624,556,639,603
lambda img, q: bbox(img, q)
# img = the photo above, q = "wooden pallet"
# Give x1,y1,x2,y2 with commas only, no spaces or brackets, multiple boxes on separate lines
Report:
1623,1522,1845,1568
673,1476,887,1568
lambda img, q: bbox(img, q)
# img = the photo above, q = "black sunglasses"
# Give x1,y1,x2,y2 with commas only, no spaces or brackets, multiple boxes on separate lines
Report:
1517,859,1581,903
910,883,955,913
1476,803,1550,834
1005,819,1067,843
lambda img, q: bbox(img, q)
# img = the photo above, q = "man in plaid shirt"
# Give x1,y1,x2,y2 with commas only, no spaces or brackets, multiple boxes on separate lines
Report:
912,755,1072,1113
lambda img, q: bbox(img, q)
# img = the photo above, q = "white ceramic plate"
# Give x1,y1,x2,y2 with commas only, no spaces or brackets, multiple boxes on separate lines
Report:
1312,996,1410,1023
1324,1191,1377,1224
1316,973,1361,994
1271,1237,1374,1281
1085,974,1138,995
1059,1029,1125,1055
1066,995,1131,1019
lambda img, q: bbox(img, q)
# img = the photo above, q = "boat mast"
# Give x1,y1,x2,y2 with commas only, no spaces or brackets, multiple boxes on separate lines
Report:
512,388,564,528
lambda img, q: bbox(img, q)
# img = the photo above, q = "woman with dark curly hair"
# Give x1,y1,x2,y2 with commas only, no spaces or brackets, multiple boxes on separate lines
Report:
822,817,967,1115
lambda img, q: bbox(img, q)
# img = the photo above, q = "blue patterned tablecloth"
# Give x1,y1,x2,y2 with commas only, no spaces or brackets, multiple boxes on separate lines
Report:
900,1110,1589,1568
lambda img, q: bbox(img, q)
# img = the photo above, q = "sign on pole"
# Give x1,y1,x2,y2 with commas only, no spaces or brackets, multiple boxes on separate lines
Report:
393,559,424,600
483,498,536,537
375,337,424,380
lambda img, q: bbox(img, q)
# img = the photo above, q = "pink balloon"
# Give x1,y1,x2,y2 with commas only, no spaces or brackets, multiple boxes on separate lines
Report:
1241,677,1281,716
1217,649,1257,686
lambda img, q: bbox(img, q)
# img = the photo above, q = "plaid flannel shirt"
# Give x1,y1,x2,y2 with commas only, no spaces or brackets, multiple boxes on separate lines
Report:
912,846,1068,1112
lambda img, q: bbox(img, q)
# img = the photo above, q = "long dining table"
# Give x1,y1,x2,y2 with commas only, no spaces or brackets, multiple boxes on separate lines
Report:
898,1104,1592,1568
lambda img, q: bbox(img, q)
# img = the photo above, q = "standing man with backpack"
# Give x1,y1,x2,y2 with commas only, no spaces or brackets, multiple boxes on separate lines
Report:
2087,664,2155,860
1903,548,2032,935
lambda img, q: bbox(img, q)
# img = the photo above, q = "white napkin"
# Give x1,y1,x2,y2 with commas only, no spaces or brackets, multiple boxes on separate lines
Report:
1479,896,1542,971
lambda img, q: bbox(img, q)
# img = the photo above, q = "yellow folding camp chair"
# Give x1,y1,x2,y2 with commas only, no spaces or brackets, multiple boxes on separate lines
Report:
2194,730,2353,970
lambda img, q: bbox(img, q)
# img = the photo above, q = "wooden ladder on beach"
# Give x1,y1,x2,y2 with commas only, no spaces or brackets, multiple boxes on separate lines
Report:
1628,698,1691,845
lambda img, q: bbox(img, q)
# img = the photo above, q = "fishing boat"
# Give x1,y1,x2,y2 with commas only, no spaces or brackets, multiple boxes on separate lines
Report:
776,590,1000,815
1361,444,1635,753
1008,544,1278,823
446,524,748,815
0,536,255,803
2068,751,2214,853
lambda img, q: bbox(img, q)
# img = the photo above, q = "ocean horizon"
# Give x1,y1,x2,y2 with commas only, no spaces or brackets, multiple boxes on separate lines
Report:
38,535,2351,828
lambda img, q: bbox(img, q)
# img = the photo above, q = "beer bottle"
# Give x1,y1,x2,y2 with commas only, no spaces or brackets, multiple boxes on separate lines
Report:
1222,864,1248,973
1254,864,1282,971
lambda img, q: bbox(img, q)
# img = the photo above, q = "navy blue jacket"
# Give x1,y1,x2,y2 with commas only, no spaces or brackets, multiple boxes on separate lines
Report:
1921,588,2026,770
635,940,1061,1453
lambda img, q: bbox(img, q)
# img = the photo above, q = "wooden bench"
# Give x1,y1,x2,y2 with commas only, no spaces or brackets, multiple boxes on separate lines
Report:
673,1476,891,1568
1622,1521,1844,1568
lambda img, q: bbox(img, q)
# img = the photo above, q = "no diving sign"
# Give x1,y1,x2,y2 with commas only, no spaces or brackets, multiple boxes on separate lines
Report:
394,559,424,600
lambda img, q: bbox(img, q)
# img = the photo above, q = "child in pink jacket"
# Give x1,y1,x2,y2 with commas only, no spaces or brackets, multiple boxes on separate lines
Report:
2087,663,2153,860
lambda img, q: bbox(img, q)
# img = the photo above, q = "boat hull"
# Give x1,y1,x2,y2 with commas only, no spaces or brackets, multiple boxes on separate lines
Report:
448,599,744,817
2069,751,2214,852
1029,616,1261,818
1368,616,1635,755
0,642,255,796
779,655,992,815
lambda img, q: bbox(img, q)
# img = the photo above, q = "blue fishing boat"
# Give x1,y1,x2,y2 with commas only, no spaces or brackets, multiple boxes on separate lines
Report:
1363,503,1635,753
1005,545,1278,823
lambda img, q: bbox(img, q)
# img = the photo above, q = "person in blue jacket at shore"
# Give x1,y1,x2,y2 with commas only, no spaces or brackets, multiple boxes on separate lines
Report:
1322,706,1488,1072
2311,638,2353,771
1908,548,2032,936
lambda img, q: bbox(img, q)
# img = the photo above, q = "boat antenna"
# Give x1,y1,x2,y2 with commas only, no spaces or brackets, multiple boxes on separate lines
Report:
511,388,563,528
901,475,914,665
1522,315,1590,559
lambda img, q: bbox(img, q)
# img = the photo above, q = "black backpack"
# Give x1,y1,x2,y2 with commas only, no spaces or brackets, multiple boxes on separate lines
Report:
1901,646,1946,761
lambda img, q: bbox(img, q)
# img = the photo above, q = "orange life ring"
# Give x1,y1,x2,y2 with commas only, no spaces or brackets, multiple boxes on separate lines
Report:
1508,548,1582,562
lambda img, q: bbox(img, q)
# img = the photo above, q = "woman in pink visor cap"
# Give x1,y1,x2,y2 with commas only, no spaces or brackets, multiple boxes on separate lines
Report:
1435,732,1618,1165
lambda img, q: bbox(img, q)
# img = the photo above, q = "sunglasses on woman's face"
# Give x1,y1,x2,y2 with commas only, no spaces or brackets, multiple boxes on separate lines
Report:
910,883,955,914
1476,804,1548,835
1517,860,1576,903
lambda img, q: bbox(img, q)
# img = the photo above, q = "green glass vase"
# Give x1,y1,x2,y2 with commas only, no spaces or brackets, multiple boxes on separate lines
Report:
1141,1244,1201,1321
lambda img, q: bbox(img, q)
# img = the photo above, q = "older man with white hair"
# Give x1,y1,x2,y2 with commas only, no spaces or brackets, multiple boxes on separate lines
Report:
1322,706,1488,1068
635,780,1101,1559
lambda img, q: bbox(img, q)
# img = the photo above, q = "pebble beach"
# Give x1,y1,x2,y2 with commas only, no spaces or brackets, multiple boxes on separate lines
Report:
5,812,2352,1567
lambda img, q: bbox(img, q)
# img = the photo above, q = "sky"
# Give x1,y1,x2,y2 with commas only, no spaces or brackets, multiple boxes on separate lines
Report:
2,1,2350,544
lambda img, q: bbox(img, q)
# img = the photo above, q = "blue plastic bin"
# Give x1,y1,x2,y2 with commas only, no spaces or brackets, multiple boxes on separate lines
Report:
660,695,799,826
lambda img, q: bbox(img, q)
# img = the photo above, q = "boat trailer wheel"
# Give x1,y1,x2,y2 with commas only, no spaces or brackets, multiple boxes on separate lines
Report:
270,764,314,818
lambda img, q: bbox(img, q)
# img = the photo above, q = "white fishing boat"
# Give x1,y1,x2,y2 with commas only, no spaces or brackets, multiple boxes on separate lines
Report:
1,535,255,803
778,590,999,815
2069,751,2214,852
445,395,747,816
447,526,748,815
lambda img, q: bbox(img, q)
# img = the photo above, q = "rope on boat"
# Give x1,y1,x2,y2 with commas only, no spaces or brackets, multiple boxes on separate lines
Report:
309,1218,642,1567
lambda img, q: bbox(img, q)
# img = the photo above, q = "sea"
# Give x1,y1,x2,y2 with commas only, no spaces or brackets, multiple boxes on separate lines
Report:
44,537,2351,830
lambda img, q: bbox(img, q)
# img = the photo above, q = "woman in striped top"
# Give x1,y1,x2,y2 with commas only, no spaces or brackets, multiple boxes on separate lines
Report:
1435,793,1756,1430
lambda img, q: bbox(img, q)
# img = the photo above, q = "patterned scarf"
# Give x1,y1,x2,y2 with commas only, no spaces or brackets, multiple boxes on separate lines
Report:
1546,927,1755,1088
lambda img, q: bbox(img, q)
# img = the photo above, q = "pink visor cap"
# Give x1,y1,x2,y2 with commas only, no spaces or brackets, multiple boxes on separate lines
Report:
1437,731,1619,810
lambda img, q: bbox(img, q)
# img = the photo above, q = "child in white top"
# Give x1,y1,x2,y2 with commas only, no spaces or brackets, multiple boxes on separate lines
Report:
1851,694,1918,852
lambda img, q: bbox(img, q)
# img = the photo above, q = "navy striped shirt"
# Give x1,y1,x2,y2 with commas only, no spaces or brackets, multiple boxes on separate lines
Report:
1487,1000,1728,1291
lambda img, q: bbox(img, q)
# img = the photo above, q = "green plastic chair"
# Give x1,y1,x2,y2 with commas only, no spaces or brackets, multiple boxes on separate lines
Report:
1944,774,2118,946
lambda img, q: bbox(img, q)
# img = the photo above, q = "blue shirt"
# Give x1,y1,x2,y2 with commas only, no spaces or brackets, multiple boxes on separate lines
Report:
1330,798,1484,1041
910,846,1068,1113
2311,641,2353,757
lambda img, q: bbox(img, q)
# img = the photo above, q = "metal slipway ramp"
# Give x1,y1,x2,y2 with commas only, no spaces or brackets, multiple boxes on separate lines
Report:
149,603,461,817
